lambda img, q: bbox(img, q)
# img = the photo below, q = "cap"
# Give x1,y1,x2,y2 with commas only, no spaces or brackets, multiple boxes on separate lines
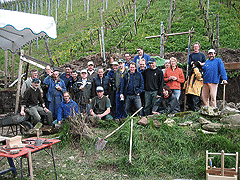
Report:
87,61,94,66
148,58,156,63
137,47,143,51
111,61,119,65
208,49,216,53
32,78,40,83
96,86,104,92
118,59,124,63
80,69,87,73
65,64,72,69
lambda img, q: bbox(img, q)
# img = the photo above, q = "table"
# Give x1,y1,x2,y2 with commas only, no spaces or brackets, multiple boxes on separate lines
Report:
0,137,60,179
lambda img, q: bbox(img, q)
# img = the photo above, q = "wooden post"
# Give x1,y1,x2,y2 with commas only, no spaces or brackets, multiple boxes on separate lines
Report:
11,53,15,81
87,0,89,20
216,13,219,55
160,21,164,58
15,50,24,114
98,29,103,57
101,26,106,67
221,150,224,176
4,51,8,89
206,150,208,171
55,0,58,24
66,0,69,20
207,0,209,21
28,150,34,180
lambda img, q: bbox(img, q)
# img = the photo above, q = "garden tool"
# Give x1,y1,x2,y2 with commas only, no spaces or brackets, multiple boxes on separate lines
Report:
95,107,143,151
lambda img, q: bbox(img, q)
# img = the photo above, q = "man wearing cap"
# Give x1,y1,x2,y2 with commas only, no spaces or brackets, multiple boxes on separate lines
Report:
133,47,150,69
189,42,206,67
124,53,132,69
202,49,228,107
73,69,93,113
142,58,164,115
43,69,66,120
107,61,119,118
87,61,97,82
120,62,144,116
114,59,128,120
57,91,79,124
21,69,42,98
60,64,72,91
20,78,53,126
89,86,112,120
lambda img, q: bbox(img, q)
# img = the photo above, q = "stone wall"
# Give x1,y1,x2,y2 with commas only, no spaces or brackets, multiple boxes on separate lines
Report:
0,90,16,114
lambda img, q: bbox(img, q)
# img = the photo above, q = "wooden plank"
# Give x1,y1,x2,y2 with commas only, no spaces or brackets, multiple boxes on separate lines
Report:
206,169,238,176
224,62,240,70
6,136,22,148
145,31,196,39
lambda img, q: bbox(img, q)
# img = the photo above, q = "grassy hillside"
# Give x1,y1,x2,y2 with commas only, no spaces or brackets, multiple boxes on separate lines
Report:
0,0,239,73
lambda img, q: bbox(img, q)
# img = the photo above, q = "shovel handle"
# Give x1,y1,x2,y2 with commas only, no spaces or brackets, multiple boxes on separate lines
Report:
104,107,143,140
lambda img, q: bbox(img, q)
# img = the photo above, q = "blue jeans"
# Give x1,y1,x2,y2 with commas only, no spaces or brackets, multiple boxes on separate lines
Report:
144,91,158,116
115,92,127,119
125,95,142,116
171,89,181,101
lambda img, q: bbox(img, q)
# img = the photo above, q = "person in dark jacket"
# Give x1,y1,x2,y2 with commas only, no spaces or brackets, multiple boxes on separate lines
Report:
152,86,180,114
142,58,164,115
120,62,144,116
60,64,72,91
92,67,111,97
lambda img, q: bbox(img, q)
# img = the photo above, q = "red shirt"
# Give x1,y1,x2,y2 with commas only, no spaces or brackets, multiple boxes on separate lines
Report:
164,66,185,90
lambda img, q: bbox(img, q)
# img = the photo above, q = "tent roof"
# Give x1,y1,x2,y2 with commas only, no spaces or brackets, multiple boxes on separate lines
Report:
0,9,57,53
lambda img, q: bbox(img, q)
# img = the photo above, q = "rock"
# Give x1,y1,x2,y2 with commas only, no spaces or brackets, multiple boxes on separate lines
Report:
138,117,148,126
236,103,240,110
199,106,221,116
198,117,212,124
198,129,217,134
202,123,223,132
164,118,175,127
153,120,161,127
221,106,240,115
192,123,201,129
220,114,240,126
178,121,193,126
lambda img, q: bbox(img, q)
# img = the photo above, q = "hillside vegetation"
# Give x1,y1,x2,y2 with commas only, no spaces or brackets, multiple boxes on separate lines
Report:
0,0,239,72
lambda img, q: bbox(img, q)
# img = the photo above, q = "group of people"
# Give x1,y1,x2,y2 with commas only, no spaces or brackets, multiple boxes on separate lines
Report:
20,42,228,126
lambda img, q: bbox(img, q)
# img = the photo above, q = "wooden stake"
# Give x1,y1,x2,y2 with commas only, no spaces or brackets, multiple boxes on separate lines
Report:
28,150,34,180
129,118,133,164
160,21,164,58
221,150,224,176
11,53,15,82
4,51,8,89
15,50,24,114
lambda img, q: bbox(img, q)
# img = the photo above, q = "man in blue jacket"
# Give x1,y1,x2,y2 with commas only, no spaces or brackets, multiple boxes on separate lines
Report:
133,47,150,69
60,65,72,91
57,91,79,124
202,49,228,107
120,62,144,116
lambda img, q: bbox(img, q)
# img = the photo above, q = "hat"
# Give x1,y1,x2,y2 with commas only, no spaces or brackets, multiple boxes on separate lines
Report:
96,86,104,92
65,64,72,69
118,59,124,63
81,69,87,73
137,47,143,51
208,49,216,53
32,78,40,83
87,61,94,66
148,58,156,63
111,61,119,65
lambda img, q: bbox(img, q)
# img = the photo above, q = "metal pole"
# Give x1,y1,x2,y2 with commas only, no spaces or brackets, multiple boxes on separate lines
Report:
66,0,69,20
101,26,106,66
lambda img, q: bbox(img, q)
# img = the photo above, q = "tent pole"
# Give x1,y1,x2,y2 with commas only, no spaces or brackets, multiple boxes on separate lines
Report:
15,50,24,114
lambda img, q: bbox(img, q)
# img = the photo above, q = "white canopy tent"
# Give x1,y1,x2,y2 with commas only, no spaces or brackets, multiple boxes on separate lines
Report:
0,9,57,53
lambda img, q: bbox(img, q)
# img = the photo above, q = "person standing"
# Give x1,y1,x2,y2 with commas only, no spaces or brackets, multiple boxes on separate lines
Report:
164,57,185,100
20,78,52,126
120,62,144,116
124,53,132,69
69,70,79,102
92,67,111,97
87,61,97,82
60,65,72,91
189,42,206,67
114,59,128,120
43,69,66,120
133,47,150,69
184,61,203,111
73,69,93,113
142,58,164,116
201,49,228,107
